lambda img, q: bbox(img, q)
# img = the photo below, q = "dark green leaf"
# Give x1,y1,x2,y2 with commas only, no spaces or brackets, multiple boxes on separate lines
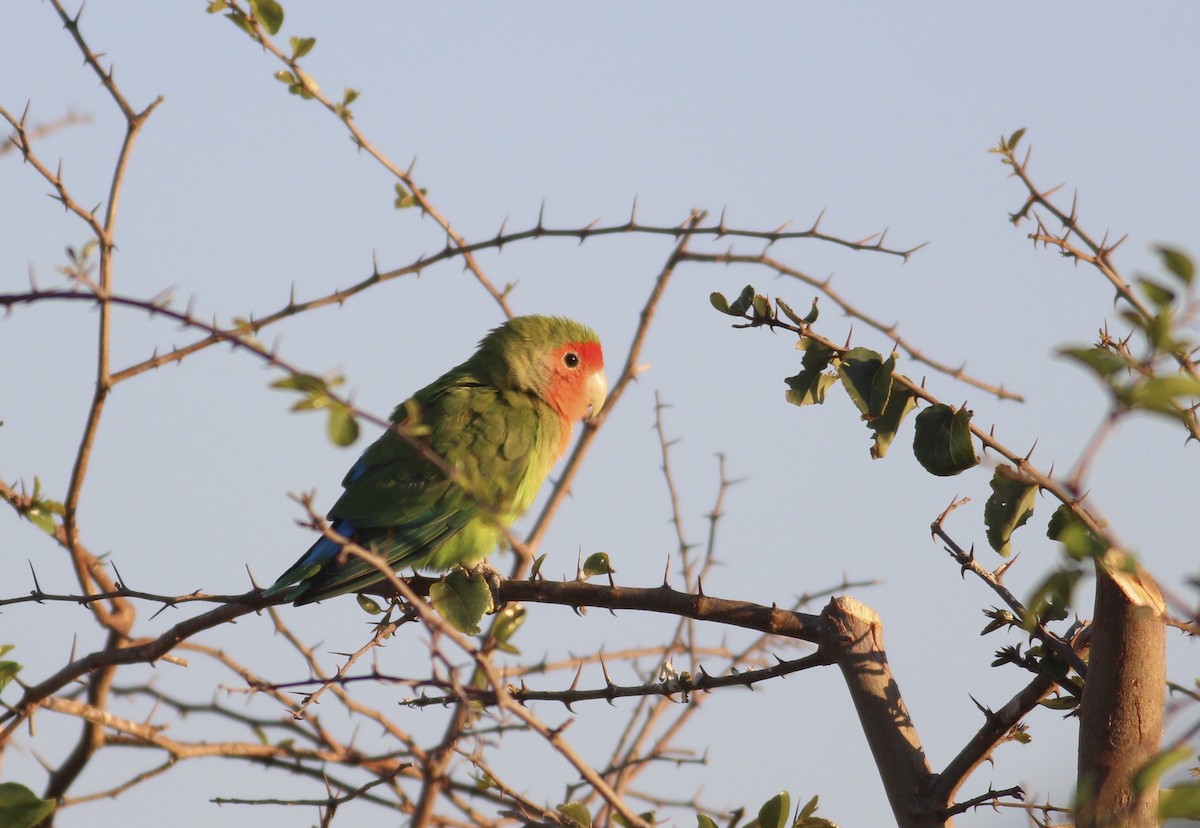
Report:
1006,127,1026,151
1059,346,1128,379
838,347,890,419
983,465,1037,557
728,284,756,316
0,783,56,828
867,385,916,459
757,791,790,828
696,816,721,828
912,404,978,476
430,569,494,635
556,801,592,828
1137,277,1176,308
1047,505,1108,560
582,552,615,577
251,0,284,34
1026,567,1081,626
1160,784,1200,820
1156,245,1194,287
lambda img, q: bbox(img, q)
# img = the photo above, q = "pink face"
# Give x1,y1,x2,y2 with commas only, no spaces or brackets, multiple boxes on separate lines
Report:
543,339,607,425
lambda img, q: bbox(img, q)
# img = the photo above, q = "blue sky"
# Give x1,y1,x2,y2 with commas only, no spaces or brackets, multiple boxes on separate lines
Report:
3,2,1199,826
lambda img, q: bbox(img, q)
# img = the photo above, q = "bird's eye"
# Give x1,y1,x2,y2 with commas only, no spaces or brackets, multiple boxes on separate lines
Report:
563,351,580,368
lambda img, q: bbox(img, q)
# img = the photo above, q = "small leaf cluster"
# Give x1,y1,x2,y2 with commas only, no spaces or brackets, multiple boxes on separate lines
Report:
699,791,836,828
712,285,971,469
270,372,360,446
553,801,655,828
208,0,284,39
1060,247,1200,429
394,183,429,210
14,477,64,537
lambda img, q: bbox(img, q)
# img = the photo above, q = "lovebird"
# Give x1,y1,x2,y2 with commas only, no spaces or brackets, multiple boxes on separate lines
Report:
265,315,607,605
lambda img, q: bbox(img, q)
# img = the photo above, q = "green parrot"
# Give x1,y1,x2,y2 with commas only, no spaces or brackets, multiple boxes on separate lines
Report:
265,315,607,605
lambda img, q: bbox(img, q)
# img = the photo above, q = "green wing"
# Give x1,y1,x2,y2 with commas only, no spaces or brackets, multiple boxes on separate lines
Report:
278,376,558,604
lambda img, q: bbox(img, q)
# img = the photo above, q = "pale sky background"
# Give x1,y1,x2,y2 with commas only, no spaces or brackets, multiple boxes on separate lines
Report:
3,3,1199,827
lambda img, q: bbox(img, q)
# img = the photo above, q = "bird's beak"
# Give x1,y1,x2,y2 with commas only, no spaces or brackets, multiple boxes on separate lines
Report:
585,370,608,419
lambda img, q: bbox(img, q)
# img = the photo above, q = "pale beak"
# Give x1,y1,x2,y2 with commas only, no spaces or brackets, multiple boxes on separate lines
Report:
585,370,609,419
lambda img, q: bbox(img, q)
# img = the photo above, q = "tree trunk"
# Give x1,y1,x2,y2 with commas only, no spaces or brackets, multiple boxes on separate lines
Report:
1076,563,1166,828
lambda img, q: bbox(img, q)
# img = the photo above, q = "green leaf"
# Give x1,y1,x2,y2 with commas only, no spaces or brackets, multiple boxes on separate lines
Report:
777,297,817,327
709,291,731,314
728,284,756,316
1059,346,1128,379
1026,567,1081,626
529,553,547,580
696,816,721,828
1006,127,1026,151
289,35,316,58
1160,784,1200,820
0,658,22,694
1047,505,1109,560
1127,374,1200,416
250,0,284,34
393,183,427,209
0,783,56,828
1156,245,1194,287
556,801,592,828
983,465,1037,557
751,293,771,320
273,69,295,84
430,569,494,635
785,339,837,406
867,385,916,459
757,791,790,828
1137,277,1176,308
356,593,383,615
271,372,330,394
582,552,615,577
614,811,656,828
1038,696,1078,711
224,10,256,36
912,404,978,476
1134,744,1193,792
837,347,892,419
491,603,525,653
326,403,360,447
